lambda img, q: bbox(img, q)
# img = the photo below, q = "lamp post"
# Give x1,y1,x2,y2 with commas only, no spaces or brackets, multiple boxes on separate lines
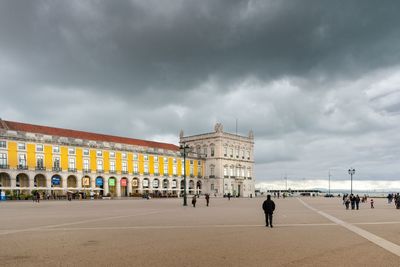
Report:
348,168,355,195
180,143,190,206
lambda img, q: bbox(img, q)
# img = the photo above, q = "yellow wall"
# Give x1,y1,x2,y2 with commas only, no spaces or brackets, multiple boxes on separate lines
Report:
104,151,109,172
168,157,173,175
7,141,17,168
177,158,182,176
149,155,154,175
159,156,164,175
61,146,68,170
128,153,133,173
76,148,82,171
44,145,52,169
194,160,198,176
90,149,96,171
116,152,121,172
27,143,35,168
138,154,144,174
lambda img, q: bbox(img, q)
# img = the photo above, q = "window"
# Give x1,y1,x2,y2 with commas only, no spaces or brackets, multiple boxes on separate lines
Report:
36,155,44,168
203,147,207,157
230,148,233,158
83,149,89,156
110,161,116,172
223,147,227,157
211,146,215,157
18,154,26,167
241,168,245,177
224,167,228,176
18,143,26,150
210,166,215,176
97,160,103,171
133,162,138,173
154,164,159,174
163,162,168,175
246,151,250,160
83,159,89,170
133,154,138,160
230,167,234,176
173,158,177,164
109,151,115,158
122,153,127,159
241,150,245,159
68,158,75,169
0,141,6,148
144,154,148,161
53,157,60,168
211,184,214,191
236,168,240,176
122,161,127,172
198,161,201,166
235,148,239,158
68,148,75,155
144,162,149,174
197,166,201,176
0,153,7,166
190,165,194,175
190,160,193,165
173,165,177,175
36,144,43,152
97,150,103,157
154,156,158,162
53,145,60,153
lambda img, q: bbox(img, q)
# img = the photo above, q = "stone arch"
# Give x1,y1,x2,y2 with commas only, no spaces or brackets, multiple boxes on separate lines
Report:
0,172,11,187
34,174,47,188
16,173,29,188
162,178,169,189
67,175,78,188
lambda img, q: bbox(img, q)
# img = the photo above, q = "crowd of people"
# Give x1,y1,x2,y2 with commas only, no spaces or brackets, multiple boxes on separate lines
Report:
387,193,400,209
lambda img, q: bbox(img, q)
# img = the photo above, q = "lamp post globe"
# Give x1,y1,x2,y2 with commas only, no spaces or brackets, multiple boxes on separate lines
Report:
348,168,355,195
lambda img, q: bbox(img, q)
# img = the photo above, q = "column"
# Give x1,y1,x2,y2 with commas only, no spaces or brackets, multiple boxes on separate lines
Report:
116,177,121,197
29,176,35,193
127,179,132,196
77,176,82,190
103,178,109,196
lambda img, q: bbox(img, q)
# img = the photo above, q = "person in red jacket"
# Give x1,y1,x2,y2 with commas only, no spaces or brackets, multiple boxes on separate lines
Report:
262,195,276,228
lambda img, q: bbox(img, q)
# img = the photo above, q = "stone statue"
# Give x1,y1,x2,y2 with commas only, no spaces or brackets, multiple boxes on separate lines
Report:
249,129,254,139
214,123,223,133
179,129,184,139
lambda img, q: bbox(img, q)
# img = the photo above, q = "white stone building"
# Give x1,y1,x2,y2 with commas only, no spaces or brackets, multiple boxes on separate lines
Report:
180,123,255,197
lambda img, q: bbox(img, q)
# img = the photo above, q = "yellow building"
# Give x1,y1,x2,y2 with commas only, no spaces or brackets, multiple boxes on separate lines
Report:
0,119,204,198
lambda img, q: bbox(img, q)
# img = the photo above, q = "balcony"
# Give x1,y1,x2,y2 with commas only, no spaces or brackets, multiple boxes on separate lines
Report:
97,169,104,174
197,175,202,178
173,174,178,177
209,175,215,179
109,170,116,174
230,176,236,179
83,169,91,173
121,170,128,175
224,175,229,178
190,174,195,178
0,164,9,169
153,172,159,176
52,167,62,172
68,168,77,172
163,173,169,177
17,165,28,170
35,166,46,171
133,172,139,175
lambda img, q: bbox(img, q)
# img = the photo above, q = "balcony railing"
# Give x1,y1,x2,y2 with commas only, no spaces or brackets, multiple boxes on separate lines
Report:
190,174,195,178
109,170,116,174
230,176,236,179
209,175,215,178
83,169,91,173
121,170,128,175
0,164,9,169
17,165,28,170
153,172,159,176
68,168,77,172
35,166,46,171
133,171,139,175
143,172,149,175
224,175,229,178
163,173,169,177
52,167,62,172
97,169,104,173
197,175,202,178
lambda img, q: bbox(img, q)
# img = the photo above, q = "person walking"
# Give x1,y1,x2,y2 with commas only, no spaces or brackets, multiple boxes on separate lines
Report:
370,198,374,209
227,193,231,200
36,191,40,203
262,195,275,228
205,194,210,207
192,195,197,207
355,195,360,210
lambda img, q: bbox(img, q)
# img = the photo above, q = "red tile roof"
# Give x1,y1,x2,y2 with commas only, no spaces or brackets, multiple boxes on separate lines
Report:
2,120,179,151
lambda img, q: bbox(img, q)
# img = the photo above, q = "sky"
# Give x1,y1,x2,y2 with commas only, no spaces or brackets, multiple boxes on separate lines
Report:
1,0,400,190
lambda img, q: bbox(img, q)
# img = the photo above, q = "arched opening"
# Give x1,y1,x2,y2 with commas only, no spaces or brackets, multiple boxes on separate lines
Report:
196,180,202,195
51,174,62,198
189,180,195,194
95,176,104,196
153,178,160,197
0,172,11,187
34,174,46,188
82,176,91,199
67,175,78,188
108,177,117,197
120,177,128,197
142,178,150,194
132,177,139,196
16,173,29,196
171,179,178,196
162,179,169,197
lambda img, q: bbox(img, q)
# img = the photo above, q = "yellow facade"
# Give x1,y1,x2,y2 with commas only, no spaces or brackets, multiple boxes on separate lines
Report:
90,149,96,171
149,155,154,175
76,148,82,171
103,151,109,172
44,145,52,170
7,141,17,168
138,154,144,174
27,143,35,168
116,152,121,172
128,153,133,173
61,146,68,170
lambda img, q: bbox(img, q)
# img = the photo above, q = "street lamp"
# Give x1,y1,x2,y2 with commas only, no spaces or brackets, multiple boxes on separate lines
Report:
348,168,355,194
180,143,190,206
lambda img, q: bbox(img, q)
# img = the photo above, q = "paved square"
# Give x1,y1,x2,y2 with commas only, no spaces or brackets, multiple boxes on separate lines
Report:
1,197,399,266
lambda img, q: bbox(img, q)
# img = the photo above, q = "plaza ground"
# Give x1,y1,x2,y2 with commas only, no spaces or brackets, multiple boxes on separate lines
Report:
0,197,399,266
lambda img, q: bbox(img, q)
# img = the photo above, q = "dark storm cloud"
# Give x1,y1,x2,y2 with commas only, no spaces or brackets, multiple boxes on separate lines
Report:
1,0,400,185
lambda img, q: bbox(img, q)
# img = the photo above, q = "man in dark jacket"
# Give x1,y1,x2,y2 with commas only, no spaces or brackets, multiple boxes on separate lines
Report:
262,195,275,228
